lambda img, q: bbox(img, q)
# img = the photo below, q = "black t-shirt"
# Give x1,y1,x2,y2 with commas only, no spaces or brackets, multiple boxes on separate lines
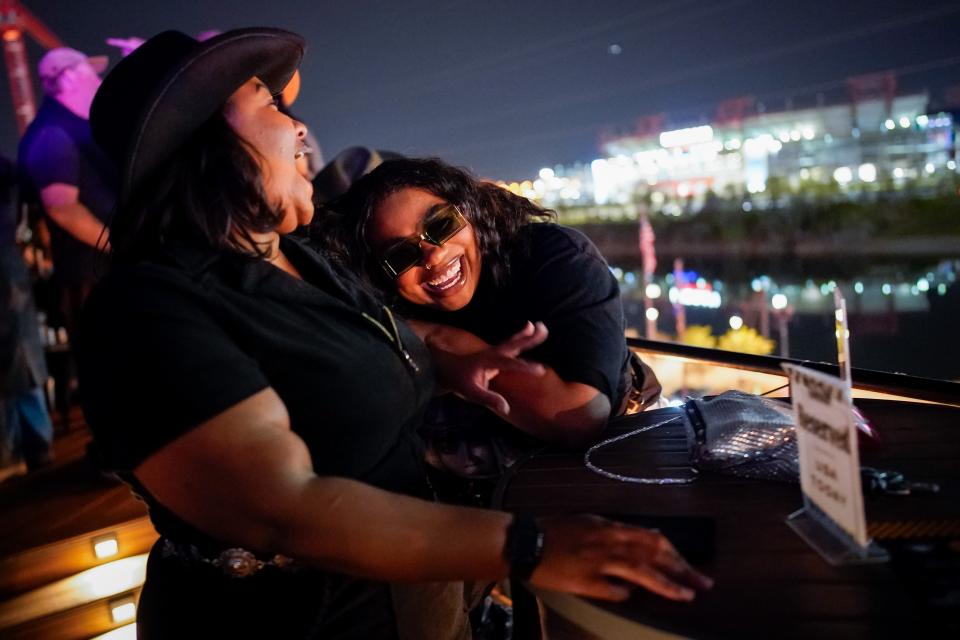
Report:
79,235,435,541
18,97,117,287
409,223,631,408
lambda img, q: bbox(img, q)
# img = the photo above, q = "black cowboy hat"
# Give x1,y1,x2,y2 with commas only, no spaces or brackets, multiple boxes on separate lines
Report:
90,27,304,204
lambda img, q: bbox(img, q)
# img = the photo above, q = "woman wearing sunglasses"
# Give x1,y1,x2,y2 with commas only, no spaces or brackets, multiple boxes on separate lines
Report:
321,158,661,464
78,29,708,638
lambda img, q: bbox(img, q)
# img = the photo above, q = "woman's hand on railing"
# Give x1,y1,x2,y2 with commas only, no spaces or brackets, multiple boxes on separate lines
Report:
531,514,713,602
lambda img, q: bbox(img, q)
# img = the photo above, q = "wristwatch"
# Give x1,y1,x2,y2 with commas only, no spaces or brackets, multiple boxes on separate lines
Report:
502,514,545,580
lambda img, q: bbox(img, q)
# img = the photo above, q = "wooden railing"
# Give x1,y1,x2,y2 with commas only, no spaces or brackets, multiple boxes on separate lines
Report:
627,337,960,406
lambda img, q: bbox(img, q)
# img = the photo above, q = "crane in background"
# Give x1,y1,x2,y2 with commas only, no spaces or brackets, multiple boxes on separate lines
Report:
0,0,61,134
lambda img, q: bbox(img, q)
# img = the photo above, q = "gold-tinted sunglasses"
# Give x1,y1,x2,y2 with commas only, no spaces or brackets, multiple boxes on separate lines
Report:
380,204,468,278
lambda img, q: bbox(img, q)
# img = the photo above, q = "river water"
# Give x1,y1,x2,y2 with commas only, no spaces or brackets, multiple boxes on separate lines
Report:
606,254,960,382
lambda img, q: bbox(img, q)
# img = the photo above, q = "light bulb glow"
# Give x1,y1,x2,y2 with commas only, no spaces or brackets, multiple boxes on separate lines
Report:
109,596,137,624
92,534,120,559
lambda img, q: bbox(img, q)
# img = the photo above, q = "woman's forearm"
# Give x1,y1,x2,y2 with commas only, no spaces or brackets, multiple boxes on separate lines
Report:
411,319,610,444
490,369,610,446
268,475,513,581
134,388,513,582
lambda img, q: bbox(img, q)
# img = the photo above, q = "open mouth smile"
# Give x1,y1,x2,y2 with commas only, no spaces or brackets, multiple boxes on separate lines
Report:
422,256,465,294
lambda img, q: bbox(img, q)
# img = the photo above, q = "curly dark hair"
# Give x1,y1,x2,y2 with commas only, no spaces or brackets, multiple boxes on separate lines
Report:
108,111,285,264
315,157,554,294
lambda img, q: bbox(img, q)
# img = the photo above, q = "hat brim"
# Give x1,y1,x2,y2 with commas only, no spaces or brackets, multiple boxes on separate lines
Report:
96,28,304,205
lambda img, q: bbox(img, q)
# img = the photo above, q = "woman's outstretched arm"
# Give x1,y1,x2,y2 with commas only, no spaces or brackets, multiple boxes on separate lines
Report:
134,387,710,600
411,320,611,447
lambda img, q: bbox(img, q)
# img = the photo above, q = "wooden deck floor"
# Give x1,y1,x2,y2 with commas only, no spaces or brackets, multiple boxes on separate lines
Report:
0,407,147,561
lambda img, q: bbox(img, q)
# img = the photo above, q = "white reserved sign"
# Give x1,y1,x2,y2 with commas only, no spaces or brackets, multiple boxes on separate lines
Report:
783,364,868,547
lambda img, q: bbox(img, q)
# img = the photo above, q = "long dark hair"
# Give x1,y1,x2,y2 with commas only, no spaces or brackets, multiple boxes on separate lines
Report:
316,157,554,292
108,112,284,264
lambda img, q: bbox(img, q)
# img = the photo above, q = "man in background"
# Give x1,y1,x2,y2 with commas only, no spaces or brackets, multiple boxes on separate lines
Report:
1,154,53,479
18,47,117,339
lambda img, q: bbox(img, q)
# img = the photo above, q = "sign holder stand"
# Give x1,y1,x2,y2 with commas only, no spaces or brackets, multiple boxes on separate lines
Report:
783,292,889,566
786,502,888,566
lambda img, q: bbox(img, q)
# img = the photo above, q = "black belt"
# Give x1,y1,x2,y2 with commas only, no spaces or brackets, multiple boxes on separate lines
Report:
160,537,299,578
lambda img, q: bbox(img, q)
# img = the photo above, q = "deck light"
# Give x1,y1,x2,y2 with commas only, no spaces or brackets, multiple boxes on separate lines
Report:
109,596,137,624
729,315,743,330
90,623,137,640
898,117,910,128
884,119,896,130
92,534,119,559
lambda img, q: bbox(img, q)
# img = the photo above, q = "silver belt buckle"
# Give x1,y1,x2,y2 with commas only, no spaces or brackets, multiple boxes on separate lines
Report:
214,548,296,578
216,548,263,578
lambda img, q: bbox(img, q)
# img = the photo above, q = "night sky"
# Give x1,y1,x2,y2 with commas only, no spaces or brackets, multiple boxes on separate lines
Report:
3,0,959,179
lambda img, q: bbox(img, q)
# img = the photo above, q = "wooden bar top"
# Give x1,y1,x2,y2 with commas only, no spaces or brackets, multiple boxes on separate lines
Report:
494,399,960,639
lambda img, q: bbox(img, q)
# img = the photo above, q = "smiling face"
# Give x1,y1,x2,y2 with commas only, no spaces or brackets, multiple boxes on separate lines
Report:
224,77,314,233
367,187,482,311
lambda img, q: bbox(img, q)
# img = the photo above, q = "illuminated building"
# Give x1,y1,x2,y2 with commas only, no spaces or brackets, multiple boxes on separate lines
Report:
511,86,957,214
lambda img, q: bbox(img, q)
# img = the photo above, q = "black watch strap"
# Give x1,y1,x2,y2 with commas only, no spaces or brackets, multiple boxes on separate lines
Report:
503,514,545,580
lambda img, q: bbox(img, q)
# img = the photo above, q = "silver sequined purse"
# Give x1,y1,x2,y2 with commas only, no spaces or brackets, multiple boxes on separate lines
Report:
585,390,800,484
683,390,798,482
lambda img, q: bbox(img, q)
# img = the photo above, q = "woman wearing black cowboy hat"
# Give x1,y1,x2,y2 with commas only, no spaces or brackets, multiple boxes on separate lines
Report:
78,28,711,638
